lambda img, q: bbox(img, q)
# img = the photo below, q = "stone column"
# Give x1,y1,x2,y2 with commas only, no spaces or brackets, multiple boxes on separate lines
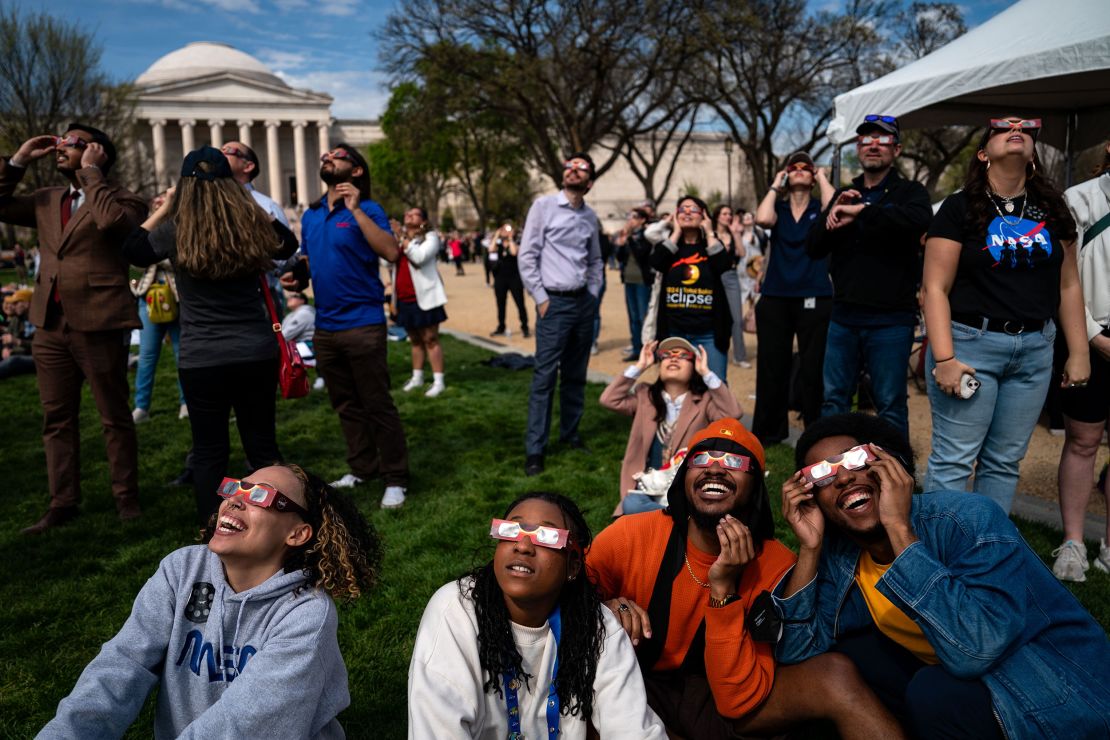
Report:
292,120,308,207
150,119,167,191
180,119,196,154
237,119,254,148
317,119,332,195
208,119,225,149
265,120,282,204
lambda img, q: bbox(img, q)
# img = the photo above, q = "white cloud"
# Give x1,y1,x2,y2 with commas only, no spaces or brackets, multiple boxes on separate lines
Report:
276,69,390,119
199,0,262,12
255,49,310,69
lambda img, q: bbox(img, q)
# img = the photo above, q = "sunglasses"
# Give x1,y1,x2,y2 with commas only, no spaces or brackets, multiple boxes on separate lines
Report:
321,150,354,163
689,450,755,472
55,135,88,150
222,145,248,159
656,348,695,362
788,162,815,173
490,519,571,550
563,161,591,172
801,445,876,487
863,114,898,125
989,119,1041,137
217,477,309,518
677,204,703,214
858,134,896,146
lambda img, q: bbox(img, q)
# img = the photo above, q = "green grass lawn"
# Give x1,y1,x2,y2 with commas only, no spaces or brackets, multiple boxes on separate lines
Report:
0,335,1107,738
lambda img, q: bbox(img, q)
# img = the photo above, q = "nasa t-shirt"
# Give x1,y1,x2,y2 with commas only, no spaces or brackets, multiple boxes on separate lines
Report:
928,190,1063,321
663,242,717,334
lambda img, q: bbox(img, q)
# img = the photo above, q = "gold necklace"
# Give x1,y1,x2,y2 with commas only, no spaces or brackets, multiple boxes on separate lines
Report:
684,554,710,588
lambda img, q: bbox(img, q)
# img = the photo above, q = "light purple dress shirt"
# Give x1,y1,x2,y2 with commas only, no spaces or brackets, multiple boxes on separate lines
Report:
518,190,604,305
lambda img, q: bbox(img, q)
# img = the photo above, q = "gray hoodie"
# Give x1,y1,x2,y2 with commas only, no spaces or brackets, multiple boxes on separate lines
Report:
37,545,348,739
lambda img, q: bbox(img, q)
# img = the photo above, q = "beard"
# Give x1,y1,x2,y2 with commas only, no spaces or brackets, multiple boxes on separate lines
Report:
320,165,348,185
688,496,751,533
563,176,589,194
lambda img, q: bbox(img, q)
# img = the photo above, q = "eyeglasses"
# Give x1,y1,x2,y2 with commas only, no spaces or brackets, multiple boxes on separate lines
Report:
490,518,571,550
863,114,898,125
677,204,703,214
800,445,875,487
656,348,695,362
55,135,88,150
217,477,309,518
222,145,248,159
689,450,755,471
989,118,1041,137
321,150,354,163
787,162,815,173
563,161,591,173
858,135,896,146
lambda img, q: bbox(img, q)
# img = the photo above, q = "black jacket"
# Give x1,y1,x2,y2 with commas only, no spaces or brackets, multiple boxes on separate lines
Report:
806,170,932,314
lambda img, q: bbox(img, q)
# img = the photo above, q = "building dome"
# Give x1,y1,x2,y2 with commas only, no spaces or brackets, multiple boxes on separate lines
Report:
136,42,287,88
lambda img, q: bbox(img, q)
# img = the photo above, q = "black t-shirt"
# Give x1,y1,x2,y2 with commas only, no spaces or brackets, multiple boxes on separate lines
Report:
662,242,717,334
928,190,1062,320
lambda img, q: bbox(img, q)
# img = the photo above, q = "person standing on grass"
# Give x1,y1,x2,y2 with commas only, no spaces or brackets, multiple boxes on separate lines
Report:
518,152,604,477
488,222,530,339
712,204,749,368
806,115,932,438
0,125,146,535
778,413,1110,738
395,206,449,398
37,464,381,740
1052,137,1110,582
613,205,654,362
408,491,667,739
281,144,410,509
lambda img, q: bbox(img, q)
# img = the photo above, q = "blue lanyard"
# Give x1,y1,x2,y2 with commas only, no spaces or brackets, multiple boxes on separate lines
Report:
504,606,561,740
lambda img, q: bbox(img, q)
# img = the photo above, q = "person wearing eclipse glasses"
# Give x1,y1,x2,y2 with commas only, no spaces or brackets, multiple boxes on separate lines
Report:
600,336,742,515
587,418,902,739
408,491,667,739
922,116,1089,514
38,464,382,739
776,412,1110,738
518,152,604,477
0,124,147,534
806,115,932,439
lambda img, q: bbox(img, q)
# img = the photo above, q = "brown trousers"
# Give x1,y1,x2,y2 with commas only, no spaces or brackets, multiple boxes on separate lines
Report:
313,324,409,486
33,318,138,509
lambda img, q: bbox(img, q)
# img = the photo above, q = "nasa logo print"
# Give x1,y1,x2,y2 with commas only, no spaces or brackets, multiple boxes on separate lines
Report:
185,582,215,623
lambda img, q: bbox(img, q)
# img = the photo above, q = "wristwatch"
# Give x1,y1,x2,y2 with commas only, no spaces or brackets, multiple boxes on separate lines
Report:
708,593,740,609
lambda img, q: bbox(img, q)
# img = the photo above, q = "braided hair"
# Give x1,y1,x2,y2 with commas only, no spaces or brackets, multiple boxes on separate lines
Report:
460,492,605,720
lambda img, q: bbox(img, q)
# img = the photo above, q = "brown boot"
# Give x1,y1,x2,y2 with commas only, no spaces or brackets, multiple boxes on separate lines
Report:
21,506,79,535
116,497,142,522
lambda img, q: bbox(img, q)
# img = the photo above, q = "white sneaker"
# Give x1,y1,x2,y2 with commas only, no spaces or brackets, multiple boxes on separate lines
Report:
330,473,364,489
425,382,445,398
313,377,326,391
591,342,600,355
178,403,189,419
402,376,423,392
132,408,150,423
1051,540,1089,582
1095,538,1110,574
381,485,406,509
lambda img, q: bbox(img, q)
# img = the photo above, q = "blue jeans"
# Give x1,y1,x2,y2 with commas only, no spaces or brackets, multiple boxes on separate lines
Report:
677,331,728,382
622,493,666,514
821,320,914,437
592,277,607,346
526,292,597,456
624,282,651,355
134,298,183,410
924,320,1055,512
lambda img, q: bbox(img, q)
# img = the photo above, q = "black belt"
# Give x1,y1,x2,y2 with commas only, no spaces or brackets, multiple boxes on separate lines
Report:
546,287,587,297
951,312,1046,335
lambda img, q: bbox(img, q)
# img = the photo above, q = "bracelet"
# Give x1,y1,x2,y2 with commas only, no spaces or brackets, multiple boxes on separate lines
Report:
770,186,784,194
934,355,955,363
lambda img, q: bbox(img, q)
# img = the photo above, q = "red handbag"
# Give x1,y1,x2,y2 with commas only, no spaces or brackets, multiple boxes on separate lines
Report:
259,276,310,399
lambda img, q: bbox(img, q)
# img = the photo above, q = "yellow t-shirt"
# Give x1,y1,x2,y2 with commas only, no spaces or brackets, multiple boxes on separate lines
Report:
854,552,938,665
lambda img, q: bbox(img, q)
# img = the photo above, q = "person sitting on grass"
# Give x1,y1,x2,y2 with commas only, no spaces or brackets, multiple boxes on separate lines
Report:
600,336,741,516
776,412,1110,738
37,464,381,739
407,491,667,739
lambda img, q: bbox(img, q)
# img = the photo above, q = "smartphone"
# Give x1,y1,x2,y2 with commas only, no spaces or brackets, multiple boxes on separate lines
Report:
779,174,788,189
959,373,980,399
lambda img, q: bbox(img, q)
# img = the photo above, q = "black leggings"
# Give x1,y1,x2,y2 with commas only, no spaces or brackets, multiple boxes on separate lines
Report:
179,358,283,522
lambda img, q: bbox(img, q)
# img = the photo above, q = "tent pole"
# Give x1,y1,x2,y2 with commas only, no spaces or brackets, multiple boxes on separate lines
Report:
832,144,842,189
1065,112,1077,188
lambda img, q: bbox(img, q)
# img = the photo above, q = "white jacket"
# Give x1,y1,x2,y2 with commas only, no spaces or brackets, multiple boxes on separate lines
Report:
398,231,448,311
1064,172,1110,340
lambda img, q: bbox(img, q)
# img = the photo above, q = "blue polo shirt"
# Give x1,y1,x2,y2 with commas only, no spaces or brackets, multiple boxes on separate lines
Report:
300,196,392,331
762,197,831,298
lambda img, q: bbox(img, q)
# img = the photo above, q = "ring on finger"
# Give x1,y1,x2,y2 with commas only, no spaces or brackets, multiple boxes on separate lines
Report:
618,603,630,613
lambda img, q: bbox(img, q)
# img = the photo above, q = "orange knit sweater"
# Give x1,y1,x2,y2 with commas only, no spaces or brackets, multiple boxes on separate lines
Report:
587,511,796,719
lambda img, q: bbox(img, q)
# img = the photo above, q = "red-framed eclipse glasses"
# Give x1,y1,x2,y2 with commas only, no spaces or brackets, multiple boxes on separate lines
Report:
801,445,876,487
490,519,572,550
689,450,755,472
217,477,309,518
989,118,1041,137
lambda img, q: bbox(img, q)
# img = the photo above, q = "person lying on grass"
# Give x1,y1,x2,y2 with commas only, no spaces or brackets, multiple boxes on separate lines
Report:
37,464,381,739
407,491,666,739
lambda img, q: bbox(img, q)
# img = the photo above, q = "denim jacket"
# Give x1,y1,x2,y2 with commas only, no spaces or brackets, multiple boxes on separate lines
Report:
773,491,1110,739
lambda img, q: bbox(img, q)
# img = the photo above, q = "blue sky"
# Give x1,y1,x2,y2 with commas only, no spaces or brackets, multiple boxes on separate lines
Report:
78,0,1013,121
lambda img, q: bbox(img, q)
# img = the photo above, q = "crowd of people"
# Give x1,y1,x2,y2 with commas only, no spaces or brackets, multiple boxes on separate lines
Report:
6,112,1110,736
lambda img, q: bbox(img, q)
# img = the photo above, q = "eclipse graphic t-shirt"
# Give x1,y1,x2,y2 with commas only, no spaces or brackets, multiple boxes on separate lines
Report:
662,242,716,335
928,190,1065,321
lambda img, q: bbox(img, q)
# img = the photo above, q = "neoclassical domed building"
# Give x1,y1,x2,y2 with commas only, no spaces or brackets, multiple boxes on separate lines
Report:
135,42,379,207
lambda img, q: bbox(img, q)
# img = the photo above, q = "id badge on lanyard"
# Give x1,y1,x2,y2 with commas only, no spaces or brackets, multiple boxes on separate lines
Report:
504,606,562,740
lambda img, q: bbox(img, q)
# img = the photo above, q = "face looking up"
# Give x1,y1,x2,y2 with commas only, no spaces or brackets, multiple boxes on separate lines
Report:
802,434,886,541
684,447,757,530
492,498,581,625
207,465,313,563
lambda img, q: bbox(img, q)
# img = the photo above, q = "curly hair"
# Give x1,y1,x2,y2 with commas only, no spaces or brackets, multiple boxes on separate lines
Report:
459,492,605,720
202,464,382,601
794,412,916,479
172,163,282,280
963,125,1077,242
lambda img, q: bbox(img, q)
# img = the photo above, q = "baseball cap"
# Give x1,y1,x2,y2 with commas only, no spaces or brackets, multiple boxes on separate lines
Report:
687,417,765,471
856,114,900,138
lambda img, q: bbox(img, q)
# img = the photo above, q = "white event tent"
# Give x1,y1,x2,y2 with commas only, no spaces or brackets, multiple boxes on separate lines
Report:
826,0,1110,182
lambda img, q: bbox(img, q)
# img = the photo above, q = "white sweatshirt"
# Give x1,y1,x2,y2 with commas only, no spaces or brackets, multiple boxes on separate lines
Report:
1064,172,1110,340
407,581,667,740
